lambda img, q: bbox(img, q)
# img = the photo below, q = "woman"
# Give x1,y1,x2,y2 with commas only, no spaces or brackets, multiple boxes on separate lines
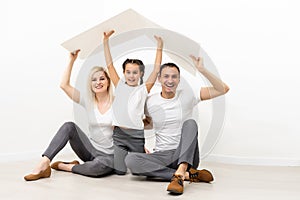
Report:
24,50,114,181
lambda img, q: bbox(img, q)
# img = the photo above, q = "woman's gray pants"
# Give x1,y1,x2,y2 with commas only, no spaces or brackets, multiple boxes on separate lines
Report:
42,121,114,177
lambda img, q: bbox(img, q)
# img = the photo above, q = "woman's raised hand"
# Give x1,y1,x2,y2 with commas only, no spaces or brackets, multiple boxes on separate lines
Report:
69,49,80,61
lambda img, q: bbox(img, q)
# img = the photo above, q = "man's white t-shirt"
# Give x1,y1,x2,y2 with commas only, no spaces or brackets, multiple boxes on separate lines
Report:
79,98,114,155
145,89,200,151
112,79,148,130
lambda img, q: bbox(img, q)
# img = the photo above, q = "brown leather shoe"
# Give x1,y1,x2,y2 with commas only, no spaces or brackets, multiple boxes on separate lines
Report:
50,160,80,171
24,166,51,181
167,174,184,195
188,168,214,183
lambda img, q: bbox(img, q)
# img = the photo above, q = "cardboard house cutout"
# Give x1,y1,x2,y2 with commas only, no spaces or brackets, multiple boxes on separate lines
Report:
61,9,201,75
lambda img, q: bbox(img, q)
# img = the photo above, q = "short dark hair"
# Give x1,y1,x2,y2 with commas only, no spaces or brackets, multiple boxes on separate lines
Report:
159,63,180,75
122,58,145,84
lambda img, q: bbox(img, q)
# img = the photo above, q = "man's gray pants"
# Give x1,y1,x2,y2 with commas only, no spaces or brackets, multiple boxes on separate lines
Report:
125,119,199,181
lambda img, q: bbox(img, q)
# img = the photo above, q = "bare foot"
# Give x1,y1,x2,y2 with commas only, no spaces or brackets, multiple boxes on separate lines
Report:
32,156,50,174
56,163,76,172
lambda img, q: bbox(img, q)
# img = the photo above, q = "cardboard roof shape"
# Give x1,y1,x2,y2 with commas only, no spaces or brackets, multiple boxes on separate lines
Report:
61,9,201,75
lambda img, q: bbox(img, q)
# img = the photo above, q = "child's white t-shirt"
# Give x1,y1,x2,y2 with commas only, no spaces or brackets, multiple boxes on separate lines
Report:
112,80,148,130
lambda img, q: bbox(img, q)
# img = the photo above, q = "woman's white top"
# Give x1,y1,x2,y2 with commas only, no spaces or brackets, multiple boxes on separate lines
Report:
79,98,114,154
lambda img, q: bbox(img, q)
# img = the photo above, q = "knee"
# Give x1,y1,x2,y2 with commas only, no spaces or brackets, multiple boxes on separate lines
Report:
183,119,197,129
60,121,78,136
125,153,144,175
62,121,76,131
125,153,139,170
182,119,198,138
88,160,112,177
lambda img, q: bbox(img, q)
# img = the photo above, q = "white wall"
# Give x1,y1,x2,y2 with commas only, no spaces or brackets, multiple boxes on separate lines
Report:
1,0,299,165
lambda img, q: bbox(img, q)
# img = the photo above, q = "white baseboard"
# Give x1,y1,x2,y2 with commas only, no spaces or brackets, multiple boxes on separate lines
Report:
204,154,300,166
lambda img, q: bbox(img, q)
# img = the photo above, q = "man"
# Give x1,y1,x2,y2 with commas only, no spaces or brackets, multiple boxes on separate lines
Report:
125,55,230,195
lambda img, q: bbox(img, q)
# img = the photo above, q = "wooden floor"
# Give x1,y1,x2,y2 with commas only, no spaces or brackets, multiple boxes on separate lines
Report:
2,154,300,200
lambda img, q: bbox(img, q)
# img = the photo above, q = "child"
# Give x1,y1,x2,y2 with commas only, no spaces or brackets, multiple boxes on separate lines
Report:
103,30,163,175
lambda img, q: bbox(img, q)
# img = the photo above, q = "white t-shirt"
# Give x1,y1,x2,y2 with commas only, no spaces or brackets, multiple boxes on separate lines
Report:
145,89,200,151
79,98,114,155
112,79,148,130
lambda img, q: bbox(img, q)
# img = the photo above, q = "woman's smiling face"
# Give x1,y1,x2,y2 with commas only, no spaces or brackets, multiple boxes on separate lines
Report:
91,71,109,93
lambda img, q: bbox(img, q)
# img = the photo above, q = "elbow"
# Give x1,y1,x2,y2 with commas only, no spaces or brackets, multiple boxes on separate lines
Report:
60,83,66,91
224,85,230,94
153,68,160,74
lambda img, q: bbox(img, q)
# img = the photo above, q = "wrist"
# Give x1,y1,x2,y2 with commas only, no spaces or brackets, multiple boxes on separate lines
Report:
197,67,207,74
69,59,75,63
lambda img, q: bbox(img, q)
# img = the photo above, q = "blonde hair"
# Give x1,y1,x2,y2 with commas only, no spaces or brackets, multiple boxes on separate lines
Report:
87,66,113,107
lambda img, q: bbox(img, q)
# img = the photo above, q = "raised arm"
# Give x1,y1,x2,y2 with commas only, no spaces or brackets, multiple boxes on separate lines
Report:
60,50,81,104
103,30,120,86
190,55,230,101
145,36,163,93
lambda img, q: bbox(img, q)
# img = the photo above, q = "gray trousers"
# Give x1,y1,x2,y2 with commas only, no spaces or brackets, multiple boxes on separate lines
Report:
125,119,199,181
113,126,145,175
43,122,114,177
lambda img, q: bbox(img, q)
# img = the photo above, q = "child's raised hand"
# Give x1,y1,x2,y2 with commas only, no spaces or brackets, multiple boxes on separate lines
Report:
154,35,163,49
103,30,115,41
